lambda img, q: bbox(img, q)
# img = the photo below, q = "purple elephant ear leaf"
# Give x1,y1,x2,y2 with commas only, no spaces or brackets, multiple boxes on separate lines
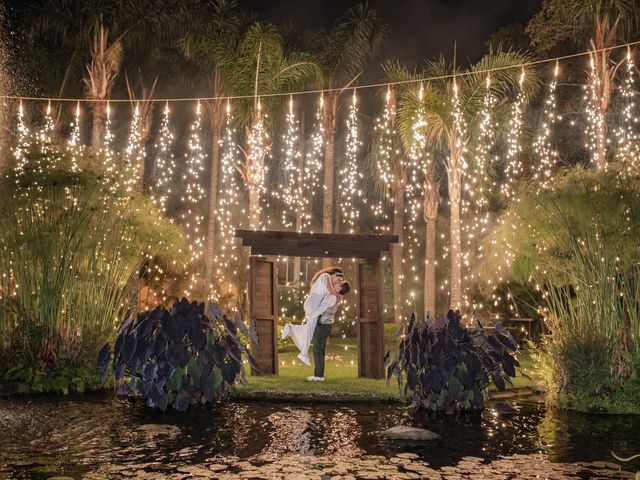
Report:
97,343,110,385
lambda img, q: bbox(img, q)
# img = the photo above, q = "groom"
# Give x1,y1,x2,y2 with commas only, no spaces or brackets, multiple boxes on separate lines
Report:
307,276,350,382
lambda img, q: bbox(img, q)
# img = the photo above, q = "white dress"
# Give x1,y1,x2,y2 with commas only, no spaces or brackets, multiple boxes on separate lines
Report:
283,273,337,363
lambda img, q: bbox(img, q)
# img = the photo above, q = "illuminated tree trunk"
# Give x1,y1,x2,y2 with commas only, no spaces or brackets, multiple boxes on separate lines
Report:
423,165,439,319
589,28,614,170
204,72,225,295
248,187,261,231
91,102,107,150
392,176,405,324
448,137,463,310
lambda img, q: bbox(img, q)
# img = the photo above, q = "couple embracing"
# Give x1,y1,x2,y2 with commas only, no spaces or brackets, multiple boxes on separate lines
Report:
282,267,351,382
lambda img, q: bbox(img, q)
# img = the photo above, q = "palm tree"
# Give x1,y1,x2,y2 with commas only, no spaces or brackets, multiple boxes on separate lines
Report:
180,0,242,295
25,0,196,148
226,22,321,231
309,4,386,246
527,0,640,169
418,52,537,309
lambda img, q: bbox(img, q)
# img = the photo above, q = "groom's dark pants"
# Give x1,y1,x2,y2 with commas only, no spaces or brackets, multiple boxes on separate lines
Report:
312,321,332,378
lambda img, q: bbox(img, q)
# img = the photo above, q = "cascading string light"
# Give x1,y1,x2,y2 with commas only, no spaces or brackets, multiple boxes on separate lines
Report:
462,74,497,312
181,100,207,296
38,100,54,145
124,102,143,193
215,99,242,301
533,61,560,189
244,99,269,231
339,89,363,233
405,83,428,306
615,46,639,169
304,94,325,219
585,54,607,169
102,101,115,177
278,95,304,230
152,101,176,214
501,68,526,201
14,99,30,172
372,86,395,232
68,101,82,172
449,78,468,309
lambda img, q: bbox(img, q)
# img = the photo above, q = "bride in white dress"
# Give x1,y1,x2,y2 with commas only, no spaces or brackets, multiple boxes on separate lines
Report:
282,267,344,366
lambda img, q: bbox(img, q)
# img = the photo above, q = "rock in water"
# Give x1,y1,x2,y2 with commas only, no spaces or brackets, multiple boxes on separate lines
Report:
379,426,439,441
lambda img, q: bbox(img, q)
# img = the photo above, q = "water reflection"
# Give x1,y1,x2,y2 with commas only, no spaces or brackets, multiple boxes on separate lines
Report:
0,394,639,479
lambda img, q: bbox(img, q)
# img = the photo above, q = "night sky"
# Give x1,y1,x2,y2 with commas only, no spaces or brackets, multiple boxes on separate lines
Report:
245,0,541,80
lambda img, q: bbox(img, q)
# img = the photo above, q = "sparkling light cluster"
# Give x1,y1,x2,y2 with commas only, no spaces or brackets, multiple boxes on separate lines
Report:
532,63,560,188
501,69,526,200
584,56,607,168
615,48,639,167
215,102,242,277
181,101,206,267
278,97,305,229
243,101,269,231
339,91,363,233
124,102,144,192
152,102,176,213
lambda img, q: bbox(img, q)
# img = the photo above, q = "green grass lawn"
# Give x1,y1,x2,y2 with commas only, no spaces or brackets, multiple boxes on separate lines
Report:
234,337,541,402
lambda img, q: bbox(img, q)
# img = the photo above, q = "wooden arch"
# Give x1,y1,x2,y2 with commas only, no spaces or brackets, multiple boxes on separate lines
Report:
236,230,398,379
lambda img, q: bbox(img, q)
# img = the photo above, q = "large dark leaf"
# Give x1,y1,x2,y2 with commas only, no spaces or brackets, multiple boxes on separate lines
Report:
220,362,237,385
135,338,155,364
186,317,206,351
167,343,188,368
97,343,110,385
491,371,506,391
223,315,237,335
495,323,519,350
122,335,137,363
234,314,249,338
113,361,126,381
143,362,158,382
113,332,126,362
502,351,516,377
208,301,224,321
173,390,191,412
153,333,167,358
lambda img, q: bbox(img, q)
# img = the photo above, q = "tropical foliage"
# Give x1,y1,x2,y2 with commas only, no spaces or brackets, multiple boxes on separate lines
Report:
0,143,185,394
386,310,522,413
99,298,254,411
483,163,640,412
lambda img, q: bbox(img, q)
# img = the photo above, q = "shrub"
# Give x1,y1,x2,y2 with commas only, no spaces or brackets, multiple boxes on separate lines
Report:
0,142,185,393
98,298,256,411
484,163,640,412
386,310,522,413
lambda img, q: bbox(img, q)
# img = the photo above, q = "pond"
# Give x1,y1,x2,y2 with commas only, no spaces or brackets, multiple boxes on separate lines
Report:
1,394,639,479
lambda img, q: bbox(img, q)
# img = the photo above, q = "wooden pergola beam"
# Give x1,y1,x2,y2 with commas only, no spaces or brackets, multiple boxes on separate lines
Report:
236,229,398,258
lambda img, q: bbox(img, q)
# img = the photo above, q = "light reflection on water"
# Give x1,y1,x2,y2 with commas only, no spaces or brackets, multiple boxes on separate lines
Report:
0,394,639,479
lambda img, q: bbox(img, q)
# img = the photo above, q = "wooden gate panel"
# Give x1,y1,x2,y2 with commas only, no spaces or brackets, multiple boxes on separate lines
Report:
250,256,278,375
357,258,385,379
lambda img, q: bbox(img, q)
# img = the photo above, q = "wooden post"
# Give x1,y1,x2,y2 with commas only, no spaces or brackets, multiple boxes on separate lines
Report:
249,256,278,375
357,258,385,379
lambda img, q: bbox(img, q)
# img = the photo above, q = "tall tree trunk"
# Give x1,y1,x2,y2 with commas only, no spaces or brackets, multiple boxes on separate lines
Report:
91,102,106,150
589,27,613,170
321,92,338,268
423,165,439,319
448,140,463,310
392,178,405,324
205,73,225,295
249,187,261,231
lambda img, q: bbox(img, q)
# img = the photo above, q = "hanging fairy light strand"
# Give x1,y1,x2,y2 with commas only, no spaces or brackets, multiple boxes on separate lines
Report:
181,100,207,272
533,62,560,188
243,99,269,231
615,47,638,167
152,102,176,213
215,100,242,277
278,96,303,229
502,68,526,201
339,90,363,233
